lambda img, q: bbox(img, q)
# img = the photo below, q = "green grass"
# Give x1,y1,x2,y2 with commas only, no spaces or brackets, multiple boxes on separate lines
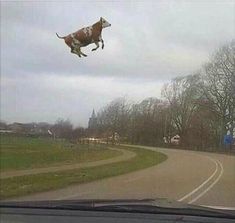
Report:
0,145,167,199
0,135,121,171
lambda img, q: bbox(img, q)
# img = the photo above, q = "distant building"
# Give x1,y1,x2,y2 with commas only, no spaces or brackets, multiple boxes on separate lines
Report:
8,122,25,133
88,109,98,129
7,122,51,135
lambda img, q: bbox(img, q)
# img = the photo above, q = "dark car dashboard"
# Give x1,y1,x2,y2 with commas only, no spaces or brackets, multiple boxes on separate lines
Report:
1,207,235,223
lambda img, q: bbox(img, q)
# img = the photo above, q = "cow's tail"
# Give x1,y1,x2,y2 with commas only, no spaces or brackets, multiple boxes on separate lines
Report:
56,33,65,39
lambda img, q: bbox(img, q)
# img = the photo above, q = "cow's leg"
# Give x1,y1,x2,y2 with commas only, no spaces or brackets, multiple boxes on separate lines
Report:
71,47,81,57
74,48,87,57
79,48,87,57
71,48,81,57
99,36,104,49
71,43,81,57
92,42,99,51
101,39,104,49
72,45,87,57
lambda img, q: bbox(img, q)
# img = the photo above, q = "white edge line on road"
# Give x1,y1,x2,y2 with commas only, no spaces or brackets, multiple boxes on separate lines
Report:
129,144,224,205
178,156,218,202
188,160,224,204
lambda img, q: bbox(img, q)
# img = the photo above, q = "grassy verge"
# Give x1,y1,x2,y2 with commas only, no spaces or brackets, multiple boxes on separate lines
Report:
0,146,167,199
0,135,121,171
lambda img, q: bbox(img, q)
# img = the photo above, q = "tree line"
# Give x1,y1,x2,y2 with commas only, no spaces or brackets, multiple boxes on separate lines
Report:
94,40,235,150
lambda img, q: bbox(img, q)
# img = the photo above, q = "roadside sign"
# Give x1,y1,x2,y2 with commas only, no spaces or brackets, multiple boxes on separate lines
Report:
223,134,233,145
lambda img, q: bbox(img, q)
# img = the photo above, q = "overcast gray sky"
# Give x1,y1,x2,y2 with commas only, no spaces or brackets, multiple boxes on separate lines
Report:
1,0,234,127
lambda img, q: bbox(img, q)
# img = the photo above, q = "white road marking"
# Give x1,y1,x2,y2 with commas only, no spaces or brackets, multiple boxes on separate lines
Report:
188,160,224,204
178,156,218,202
178,155,224,204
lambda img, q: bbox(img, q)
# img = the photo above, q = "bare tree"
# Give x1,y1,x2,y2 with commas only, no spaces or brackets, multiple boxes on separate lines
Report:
52,118,73,139
94,41,234,150
97,97,130,141
129,98,166,145
162,74,201,145
201,40,235,148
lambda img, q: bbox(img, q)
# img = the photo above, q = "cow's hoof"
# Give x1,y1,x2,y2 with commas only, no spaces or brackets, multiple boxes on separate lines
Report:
91,49,96,51
83,54,87,57
102,46,104,49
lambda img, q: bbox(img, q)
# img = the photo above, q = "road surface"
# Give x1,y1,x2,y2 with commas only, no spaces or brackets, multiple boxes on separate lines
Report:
8,145,235,208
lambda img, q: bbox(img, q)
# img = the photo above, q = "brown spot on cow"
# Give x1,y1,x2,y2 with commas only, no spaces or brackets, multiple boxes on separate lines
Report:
91,21,102,42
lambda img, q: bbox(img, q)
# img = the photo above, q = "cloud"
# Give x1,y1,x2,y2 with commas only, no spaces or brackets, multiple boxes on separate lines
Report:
1,1,234,125
2,1,234,79
1,74,163,126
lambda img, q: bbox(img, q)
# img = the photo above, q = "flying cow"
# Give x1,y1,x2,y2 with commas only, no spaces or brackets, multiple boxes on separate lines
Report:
56,17,111,57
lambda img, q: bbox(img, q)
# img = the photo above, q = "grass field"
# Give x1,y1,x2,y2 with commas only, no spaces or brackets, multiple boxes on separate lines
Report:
0,135,121,171
1,143,167,199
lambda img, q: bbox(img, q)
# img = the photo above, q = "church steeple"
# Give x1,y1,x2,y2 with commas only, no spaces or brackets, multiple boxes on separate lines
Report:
91,109,96,118
88,109,97,129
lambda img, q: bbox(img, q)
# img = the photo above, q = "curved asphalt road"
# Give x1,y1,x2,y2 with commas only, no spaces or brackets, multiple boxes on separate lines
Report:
9,145,235,208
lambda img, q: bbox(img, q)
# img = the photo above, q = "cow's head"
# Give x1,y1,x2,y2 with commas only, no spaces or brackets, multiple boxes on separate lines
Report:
100,17,111,28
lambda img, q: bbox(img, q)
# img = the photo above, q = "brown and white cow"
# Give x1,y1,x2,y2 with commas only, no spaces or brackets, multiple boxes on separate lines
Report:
56,17,111,57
